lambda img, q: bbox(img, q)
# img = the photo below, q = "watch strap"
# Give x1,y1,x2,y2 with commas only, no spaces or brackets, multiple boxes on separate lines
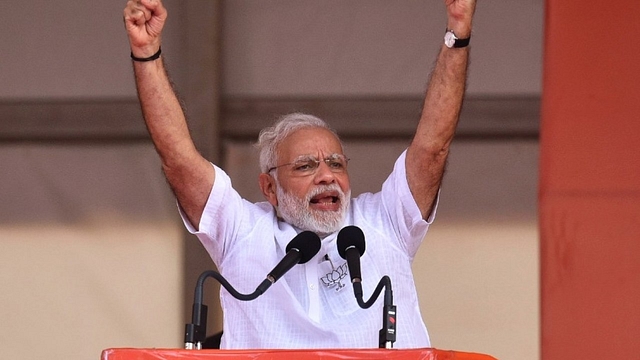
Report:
445,29,471,48
452,36,470,48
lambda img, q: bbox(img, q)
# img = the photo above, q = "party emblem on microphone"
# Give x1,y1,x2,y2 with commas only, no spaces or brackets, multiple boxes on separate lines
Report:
320,255,348,292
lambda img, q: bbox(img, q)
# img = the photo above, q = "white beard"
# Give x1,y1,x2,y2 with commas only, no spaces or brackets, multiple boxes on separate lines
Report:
276,183,350,236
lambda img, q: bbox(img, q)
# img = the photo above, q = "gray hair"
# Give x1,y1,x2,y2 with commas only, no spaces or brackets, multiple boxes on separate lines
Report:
256,113,340,173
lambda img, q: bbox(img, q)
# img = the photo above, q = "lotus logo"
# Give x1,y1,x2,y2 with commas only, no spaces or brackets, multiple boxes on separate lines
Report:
320,262,348,291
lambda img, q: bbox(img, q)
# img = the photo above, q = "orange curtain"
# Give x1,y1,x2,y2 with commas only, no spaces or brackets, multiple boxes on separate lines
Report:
540,1,640,358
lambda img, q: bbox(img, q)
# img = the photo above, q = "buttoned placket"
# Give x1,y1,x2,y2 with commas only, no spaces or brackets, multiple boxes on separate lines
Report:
305,256,321,323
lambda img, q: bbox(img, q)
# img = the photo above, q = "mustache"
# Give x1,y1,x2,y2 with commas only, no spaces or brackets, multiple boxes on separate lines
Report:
305,184,345,202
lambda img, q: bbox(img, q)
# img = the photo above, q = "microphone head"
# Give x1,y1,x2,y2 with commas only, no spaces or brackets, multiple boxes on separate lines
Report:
286,231,321,264
337,226,366,259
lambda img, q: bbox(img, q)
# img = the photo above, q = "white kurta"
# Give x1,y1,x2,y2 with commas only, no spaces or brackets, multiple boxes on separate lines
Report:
182,150,435,349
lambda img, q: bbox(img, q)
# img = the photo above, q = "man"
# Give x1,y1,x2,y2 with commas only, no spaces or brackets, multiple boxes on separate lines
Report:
124,0,476,349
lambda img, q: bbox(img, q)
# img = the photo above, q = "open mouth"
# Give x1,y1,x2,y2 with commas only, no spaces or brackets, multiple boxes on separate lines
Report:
310,196,339,205
309,191,340,207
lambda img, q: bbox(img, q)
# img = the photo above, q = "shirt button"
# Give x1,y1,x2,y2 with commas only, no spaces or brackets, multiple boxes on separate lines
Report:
309,283,316,290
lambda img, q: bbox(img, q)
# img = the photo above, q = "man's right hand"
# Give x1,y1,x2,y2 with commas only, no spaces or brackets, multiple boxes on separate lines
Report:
122,0,214,229
123,0,167,58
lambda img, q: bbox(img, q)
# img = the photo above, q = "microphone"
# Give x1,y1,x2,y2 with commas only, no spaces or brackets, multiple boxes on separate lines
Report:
337,225,396,349
257,230,321,293
337,225,366,286
185,230,321,349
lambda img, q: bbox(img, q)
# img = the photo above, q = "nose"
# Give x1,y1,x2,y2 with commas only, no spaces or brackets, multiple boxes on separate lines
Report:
313,161,336,184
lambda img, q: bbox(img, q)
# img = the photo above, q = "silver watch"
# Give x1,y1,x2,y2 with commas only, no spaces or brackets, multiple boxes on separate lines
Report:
444,29,470,48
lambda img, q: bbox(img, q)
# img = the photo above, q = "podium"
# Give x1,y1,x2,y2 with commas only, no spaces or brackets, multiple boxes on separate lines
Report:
101,348,497,360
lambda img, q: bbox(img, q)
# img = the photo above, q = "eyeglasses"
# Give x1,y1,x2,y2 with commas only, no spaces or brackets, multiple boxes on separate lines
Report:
267,154,350,177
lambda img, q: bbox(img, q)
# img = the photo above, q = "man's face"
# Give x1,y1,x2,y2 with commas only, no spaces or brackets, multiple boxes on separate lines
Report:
270,127,351,235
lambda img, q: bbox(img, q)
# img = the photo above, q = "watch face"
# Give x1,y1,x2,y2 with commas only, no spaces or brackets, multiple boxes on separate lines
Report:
444,31,456,48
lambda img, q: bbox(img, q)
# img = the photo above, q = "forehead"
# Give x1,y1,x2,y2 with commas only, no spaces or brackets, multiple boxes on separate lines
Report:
277,127,343,161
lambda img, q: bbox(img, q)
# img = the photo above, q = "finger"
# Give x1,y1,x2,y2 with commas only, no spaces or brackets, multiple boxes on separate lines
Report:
124,9,144,28
138,7,152,23
124,3,153,27
140,0,168,34
124,2,145,22
138,0,164,15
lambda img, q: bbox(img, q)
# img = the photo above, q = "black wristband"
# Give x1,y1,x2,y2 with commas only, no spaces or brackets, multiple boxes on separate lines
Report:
130,47,162,62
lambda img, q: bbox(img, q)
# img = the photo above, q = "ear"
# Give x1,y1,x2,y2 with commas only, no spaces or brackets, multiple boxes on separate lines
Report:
259,173,278,207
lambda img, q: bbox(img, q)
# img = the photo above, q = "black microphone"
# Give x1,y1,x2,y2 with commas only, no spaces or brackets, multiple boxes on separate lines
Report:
337,225,366,283
337,225,396,349
257,230,321,293
185,230,320,349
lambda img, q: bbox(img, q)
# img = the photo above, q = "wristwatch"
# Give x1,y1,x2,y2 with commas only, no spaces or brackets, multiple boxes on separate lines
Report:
444,29,470,48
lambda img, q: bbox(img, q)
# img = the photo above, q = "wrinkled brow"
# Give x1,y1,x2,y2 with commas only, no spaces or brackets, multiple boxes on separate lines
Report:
292,153,342,162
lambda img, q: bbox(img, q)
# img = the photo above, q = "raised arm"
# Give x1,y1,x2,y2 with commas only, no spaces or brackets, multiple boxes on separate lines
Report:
124,0,214,228
406,0,477,219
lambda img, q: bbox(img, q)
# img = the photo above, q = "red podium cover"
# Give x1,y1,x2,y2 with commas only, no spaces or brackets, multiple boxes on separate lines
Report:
101,348,497,360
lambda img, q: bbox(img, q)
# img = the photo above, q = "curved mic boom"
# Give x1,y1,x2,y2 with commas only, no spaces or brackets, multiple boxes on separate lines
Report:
336,225,396,349
185,230,321,349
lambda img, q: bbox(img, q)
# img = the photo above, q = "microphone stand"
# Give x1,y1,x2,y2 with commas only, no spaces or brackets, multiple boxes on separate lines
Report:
352,275,396,349
184,270,271,349
184,231,321,349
